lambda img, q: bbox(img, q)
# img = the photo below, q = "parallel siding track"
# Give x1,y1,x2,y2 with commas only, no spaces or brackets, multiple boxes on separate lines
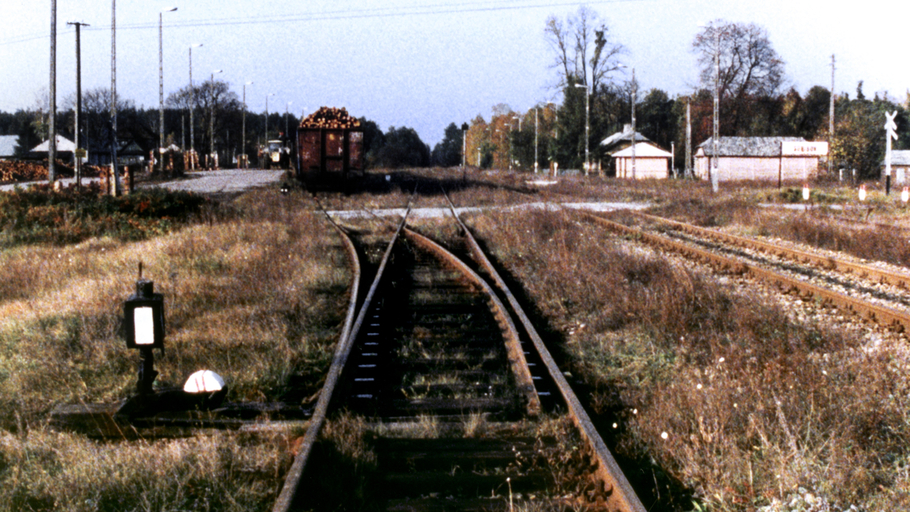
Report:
583,210,910,334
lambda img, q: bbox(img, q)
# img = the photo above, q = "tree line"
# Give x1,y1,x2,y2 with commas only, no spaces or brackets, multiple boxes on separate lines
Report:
0,82,433,170
434,7,909,179
4,6,906,176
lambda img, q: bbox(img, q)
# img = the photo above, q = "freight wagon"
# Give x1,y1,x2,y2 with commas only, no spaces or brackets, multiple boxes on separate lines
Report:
296,107,364,189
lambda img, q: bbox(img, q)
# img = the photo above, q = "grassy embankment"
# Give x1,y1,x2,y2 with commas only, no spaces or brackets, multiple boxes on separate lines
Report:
0,185,350,511
458,178,910,511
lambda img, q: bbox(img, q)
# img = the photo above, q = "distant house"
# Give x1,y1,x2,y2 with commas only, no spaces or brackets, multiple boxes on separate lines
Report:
599,124,650,175
600,124,651,152
89,139,149,167
882,150,910,185
0,135,17,160
30,135,77,160
612,143,673,179
695,137,828,182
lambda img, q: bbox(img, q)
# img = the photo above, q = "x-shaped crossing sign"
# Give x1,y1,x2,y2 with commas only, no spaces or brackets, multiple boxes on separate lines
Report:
886,111,899,140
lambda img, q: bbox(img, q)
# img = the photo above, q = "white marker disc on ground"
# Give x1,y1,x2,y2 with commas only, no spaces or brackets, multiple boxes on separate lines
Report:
184,370,225,393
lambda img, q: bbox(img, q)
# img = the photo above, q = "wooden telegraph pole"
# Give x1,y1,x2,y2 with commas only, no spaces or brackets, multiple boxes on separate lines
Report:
49,0,57,185
68,22,89,186
829,55,836,180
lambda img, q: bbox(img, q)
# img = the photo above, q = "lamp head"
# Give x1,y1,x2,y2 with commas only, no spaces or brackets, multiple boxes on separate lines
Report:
124,279,165,350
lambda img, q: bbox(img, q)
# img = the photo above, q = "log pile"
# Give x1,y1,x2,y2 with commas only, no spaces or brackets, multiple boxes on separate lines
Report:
299,107,361,130
0,161,104,183
0,161,48,182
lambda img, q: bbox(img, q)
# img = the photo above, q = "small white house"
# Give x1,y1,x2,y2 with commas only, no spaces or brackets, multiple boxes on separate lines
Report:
695,137,828,182
30,135,78,154
613,142,673,179
882,150,910,186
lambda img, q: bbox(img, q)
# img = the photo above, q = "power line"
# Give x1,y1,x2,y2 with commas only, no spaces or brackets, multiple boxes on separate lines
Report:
0,0,652,46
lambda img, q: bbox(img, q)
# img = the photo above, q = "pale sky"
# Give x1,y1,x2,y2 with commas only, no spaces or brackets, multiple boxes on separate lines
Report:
1,0,908,145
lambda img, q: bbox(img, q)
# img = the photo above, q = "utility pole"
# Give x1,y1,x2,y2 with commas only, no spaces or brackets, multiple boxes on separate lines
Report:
188,43,202,170
830,54,836,180
242,81,252,169
574,83,590,175
210,70,222,169
632,68,638,181
49,0,57,185
534,107,539,174
711,28,720,193
461,122,468,168
685,99,692,178
68,21,89,186
671,142,675,177
159,7,177,175
111,0,121,196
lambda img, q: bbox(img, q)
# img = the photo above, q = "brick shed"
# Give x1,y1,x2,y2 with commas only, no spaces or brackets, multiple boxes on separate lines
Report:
695,137,828,183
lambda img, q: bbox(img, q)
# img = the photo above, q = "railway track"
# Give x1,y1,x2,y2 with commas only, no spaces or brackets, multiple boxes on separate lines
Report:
274,199,645,511
582,210,910,334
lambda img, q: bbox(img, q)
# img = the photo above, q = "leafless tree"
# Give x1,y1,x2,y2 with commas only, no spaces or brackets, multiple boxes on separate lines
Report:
544,6,625,93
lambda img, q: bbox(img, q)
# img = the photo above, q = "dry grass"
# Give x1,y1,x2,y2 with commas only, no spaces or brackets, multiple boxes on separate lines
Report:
0,427,296,512
466,206,910,511
0,188,351,510
649,181,910,267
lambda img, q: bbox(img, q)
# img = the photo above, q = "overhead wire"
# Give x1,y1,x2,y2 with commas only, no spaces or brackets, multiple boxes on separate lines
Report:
0,0,654,46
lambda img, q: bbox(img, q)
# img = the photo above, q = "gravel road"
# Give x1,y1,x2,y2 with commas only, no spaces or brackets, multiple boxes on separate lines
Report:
152,169,286,194
0,169,286,194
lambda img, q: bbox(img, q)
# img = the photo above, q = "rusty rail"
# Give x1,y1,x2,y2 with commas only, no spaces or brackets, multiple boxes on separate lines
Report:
403,227,541,416
272,206,410,512
584,212,910,333
633,210,910,290
447,196,647,512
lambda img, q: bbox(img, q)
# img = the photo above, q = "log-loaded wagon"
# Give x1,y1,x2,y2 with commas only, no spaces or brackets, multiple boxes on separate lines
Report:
296,107,364,189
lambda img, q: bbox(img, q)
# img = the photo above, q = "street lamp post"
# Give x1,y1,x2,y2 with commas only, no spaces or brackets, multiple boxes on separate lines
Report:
712,29,720,192
704,26,721,193
632,68,638,180
546,101,557,175
49,0,57,186
111,0,120,194
67,21,88,186
574,83,590,175
158,7,177,175
265,93,275,140
534,106,539,174
242,81,252,169
209,69,222,169
188,43,202,171
285,101,292,137
265,93,275,167
510,116,520,171
618,64,637,179
461,122,469,168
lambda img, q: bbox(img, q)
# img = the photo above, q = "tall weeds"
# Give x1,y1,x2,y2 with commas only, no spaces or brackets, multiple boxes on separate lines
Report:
0,188,350,510
468,208,910,510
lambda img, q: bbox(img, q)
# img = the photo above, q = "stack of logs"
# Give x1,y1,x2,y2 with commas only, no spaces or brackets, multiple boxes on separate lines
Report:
0,161,50,182
299,107,361,130
0,161,104,183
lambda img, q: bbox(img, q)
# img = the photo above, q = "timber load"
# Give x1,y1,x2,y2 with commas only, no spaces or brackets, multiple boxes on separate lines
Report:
299,107,361,130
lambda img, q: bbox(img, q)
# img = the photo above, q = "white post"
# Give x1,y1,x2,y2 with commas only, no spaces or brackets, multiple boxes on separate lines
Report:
886,111,898,194
534,107,539,174
711,29,720,193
